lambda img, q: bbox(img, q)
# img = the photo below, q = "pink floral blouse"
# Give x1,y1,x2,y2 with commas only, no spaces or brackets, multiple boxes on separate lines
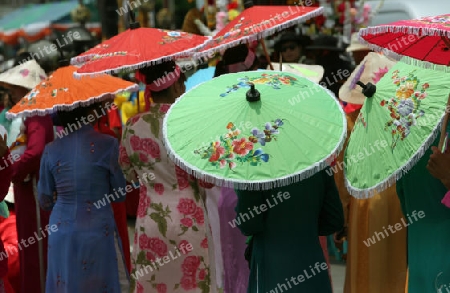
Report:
119,103,219,293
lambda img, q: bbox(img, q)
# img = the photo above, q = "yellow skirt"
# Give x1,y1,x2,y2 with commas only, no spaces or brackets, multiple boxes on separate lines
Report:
334,110,408,293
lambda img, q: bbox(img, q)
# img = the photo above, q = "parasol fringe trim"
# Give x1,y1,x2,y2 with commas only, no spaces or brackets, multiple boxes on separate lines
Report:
161,74,347,191
344,109,446,199
360,25,450,38
72,37,212,78
193,7,324,59
70,54,97,65
5,84,139,120
393,56,450,72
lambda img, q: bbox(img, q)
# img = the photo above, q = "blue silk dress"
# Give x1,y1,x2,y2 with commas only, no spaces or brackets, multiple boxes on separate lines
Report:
38,124,129,293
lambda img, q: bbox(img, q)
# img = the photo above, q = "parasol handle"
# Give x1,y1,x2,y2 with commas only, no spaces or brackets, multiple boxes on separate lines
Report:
128,1,140,29
260,39,274,70
54,40,70,67
438,93,450,152
279,53,282,71
54,40,64,60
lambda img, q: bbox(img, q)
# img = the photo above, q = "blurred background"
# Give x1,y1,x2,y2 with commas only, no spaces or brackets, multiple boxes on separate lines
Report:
0,0,399,73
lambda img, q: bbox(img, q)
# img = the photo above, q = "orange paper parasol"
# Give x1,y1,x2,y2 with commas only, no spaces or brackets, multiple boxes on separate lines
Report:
6,65,138,119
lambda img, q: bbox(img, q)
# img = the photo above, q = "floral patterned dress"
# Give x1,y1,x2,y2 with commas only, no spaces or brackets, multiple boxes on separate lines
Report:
119,103,219,293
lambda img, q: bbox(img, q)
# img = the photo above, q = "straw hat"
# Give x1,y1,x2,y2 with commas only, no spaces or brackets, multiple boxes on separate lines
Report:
268,63,324,84
0,60,46,90
346,32,370,52
339,52,397,104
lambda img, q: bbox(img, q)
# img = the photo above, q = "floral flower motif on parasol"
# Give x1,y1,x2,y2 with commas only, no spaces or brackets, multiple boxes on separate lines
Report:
21,89,39,105
95,44,110,49
194,119,284,170
51,88,68,97
220,73,300,97
416,15,450,25
159,31,183,44
27,90,39,100
7,65,138,119
355,112,367,128
89,51,129,62
378,69,429,150
212,17,252,44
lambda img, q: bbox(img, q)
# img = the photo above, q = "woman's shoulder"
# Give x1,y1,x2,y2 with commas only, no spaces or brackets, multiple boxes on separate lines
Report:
95,131,118,145
125,111,158,127
125,104,170,127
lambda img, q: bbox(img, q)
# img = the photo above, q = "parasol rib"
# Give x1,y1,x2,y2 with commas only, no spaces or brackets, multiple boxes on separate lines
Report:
260,39,274,70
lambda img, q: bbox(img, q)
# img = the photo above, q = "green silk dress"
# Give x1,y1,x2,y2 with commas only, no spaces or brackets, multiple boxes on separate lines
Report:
396,133,450,293
235,170,344,293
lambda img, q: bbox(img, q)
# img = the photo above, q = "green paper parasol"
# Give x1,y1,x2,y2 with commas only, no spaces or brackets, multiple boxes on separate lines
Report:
344,60,450,198
163,70,346,190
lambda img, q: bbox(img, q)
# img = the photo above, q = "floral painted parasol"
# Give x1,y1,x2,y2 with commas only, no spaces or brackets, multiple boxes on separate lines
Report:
163,70,346,190
6,65,138,118
344,60,450,198
358,14,450,66
72,27,211,77
194,4,324,59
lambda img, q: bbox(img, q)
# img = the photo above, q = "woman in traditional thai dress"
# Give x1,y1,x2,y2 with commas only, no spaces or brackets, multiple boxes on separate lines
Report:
38,104,129,292
119,60,219,293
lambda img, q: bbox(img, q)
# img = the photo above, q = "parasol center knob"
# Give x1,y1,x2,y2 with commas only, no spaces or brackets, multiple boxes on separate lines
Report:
246,83,260,102
356,81,376,98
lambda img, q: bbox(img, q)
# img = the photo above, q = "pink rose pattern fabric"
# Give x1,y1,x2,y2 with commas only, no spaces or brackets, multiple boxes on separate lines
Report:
119,103,218,293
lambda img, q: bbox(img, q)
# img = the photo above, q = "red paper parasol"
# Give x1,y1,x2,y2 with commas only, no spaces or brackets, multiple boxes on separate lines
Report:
358,14,450,66
194,4,324,58
72,27,211,77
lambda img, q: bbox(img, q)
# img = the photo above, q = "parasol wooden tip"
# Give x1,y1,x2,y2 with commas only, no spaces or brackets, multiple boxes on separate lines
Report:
356,81,376,98
246,83,260,102
243,0,254,9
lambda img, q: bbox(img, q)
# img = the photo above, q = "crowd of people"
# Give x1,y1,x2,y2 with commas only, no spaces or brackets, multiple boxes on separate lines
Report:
0,21,449,293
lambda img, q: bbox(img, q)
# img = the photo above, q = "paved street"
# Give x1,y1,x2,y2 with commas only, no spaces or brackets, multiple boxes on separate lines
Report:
330,260,346,293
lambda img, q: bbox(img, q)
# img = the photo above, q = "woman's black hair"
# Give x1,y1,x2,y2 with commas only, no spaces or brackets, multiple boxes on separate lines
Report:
138,60,176,85
213,60,228,78
57,103,101,129
138,60,185,96
213,44,259,77
13,52,35,67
